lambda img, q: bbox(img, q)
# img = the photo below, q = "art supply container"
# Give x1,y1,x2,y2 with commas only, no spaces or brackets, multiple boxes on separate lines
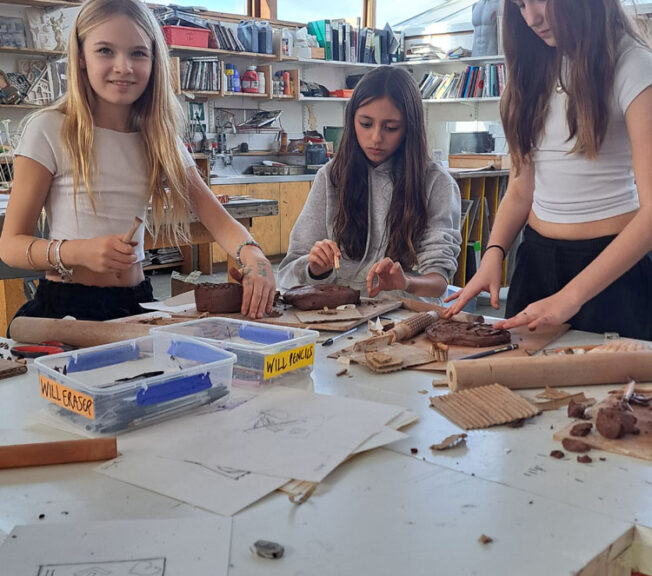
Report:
35,332,236,435
152,318,318,387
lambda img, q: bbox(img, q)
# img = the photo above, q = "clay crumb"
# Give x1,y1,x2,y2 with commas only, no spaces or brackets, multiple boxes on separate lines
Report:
561,438,591,453
549,450,565,459
430,433,468,451
577,455,592,464
478,534,493,544
570,422,592,437
336,368,348,377
599,457,606,461
418,389,429,395
410,448,418,454
38,514,45,520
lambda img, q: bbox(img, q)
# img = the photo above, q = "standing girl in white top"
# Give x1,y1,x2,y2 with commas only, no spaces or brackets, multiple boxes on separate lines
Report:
446,0,652,339
0,0,275,325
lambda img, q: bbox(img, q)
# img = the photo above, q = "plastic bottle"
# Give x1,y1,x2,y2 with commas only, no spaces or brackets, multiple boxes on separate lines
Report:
224,63,234,92
232,67,241,92
258,69,266,94
283,71,291,96
242,66,259,93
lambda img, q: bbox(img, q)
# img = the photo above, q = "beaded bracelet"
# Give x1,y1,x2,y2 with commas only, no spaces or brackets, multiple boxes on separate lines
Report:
485,244,507,259
54,239,74,281
25,238,38,269
235,239,262,267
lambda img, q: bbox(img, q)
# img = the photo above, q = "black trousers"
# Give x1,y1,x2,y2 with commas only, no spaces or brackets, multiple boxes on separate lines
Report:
9,277,155,336
506,226,651,340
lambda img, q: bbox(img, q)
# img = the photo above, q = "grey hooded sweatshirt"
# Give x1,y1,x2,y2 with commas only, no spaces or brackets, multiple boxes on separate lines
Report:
277,158,462,301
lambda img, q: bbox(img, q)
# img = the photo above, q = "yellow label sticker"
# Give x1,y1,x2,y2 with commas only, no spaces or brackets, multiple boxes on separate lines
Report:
39,374,95,420
263,343,314,379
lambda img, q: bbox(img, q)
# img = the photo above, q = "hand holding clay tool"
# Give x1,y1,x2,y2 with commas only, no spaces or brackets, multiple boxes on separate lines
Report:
122,216,143,243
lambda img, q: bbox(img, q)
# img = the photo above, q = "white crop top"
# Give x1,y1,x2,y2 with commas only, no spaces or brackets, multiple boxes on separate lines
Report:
14,110,194,260
532,35,652,224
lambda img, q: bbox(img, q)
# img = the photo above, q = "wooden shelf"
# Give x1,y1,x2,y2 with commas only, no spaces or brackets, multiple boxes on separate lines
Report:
223,91,269,98
395,55,505,67
0,103,41,109
295,58,381,68
423,97,501,104
299,96,349,102
168,45,276,60
0,0,81,6
0,46,67,57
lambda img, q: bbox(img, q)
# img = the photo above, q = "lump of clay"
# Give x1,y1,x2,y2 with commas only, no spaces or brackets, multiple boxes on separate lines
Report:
282,284,360,311
595,407,639,439
425,318,511,347
194,282,243,313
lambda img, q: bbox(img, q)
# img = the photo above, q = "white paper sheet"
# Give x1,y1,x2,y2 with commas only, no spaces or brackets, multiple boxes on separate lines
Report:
156,387,406,482
97,451,287,517
140,290,197,313
0,517,231,576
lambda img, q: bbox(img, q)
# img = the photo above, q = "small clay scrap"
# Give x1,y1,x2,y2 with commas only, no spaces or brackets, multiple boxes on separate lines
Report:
430,433,468,451
364,351,403,372
569,422,592,437
317,307,338,316
335,368,348,377
478,534,493,544
577,455,592,464
251,540,285,559
595,407,639,439
549,450,565,459
561,438,591,453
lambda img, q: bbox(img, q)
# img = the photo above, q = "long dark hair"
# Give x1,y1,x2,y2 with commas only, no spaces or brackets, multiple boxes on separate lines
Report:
329,66,430,269
501,0,645,173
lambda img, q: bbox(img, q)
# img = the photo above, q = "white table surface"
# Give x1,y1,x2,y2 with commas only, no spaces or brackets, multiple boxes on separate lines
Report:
0,327,650,575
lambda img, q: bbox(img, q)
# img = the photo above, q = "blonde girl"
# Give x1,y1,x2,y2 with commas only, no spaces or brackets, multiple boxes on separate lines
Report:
0,0,275,324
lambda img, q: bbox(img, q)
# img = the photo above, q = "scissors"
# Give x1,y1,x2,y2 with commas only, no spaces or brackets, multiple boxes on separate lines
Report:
11,341,72,359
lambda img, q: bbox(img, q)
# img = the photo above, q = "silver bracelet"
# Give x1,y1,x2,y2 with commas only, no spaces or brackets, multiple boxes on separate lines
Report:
54,239,73,281
45,239,56,269
235,239,262,267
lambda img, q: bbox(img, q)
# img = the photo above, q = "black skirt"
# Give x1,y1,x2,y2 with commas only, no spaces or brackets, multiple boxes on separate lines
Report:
506,226,651,340
9,277,155,336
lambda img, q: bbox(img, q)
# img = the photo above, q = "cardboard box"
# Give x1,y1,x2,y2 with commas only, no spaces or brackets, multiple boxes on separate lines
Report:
296,46,325,59
448,153,511,170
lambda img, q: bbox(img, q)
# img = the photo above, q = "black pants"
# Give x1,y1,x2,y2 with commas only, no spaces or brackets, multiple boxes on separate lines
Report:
9,278,155,336
506,226,651,340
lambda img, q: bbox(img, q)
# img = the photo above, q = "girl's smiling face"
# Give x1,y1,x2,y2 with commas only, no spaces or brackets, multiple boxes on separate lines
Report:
511,0,556,46
354,96,406,167
80,14,153,114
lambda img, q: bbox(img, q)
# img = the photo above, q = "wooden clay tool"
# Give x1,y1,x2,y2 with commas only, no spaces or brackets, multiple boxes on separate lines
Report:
447,351,652,391
10,317,151,348
0,437,117,469
122,216,143,243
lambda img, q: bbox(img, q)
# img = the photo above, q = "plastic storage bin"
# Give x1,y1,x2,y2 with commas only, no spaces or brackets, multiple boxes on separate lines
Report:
152,318,318,387
162,25,210,48
35,332,236,435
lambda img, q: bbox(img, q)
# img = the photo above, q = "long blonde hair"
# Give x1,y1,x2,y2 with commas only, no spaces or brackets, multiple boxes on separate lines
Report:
49,0,191,243
501,0,647,173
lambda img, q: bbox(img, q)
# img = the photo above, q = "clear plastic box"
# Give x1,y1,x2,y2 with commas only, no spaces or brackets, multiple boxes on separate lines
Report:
152,318,318,387
34,332,236,435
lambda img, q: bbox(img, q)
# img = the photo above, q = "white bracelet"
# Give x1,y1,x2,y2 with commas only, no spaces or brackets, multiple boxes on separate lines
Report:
235,239,262,267
54,239,73,282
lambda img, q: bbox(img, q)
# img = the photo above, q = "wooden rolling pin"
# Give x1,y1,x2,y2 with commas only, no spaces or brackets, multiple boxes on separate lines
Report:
447,351,652,391
10,317,151,348
0,437,117,469
388,311,438,342
400,298,483,324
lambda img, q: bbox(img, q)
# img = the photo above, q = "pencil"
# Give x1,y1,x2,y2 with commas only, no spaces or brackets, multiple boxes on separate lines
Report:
458,343,519,360
122,216,143,243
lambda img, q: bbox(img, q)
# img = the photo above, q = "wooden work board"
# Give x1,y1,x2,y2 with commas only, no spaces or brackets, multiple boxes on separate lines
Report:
553,389,652,462
222,298,403,331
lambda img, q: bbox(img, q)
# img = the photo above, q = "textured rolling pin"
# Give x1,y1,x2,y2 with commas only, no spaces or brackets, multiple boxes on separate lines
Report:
447,351,652,391
387,311,439,342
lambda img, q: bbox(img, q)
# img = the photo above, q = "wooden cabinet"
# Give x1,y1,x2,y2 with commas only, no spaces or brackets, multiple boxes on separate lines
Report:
209,180,311,264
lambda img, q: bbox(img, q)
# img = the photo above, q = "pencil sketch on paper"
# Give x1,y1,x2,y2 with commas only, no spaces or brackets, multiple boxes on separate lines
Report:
37,557,166,576
184,460,251,481
245,409,317,437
